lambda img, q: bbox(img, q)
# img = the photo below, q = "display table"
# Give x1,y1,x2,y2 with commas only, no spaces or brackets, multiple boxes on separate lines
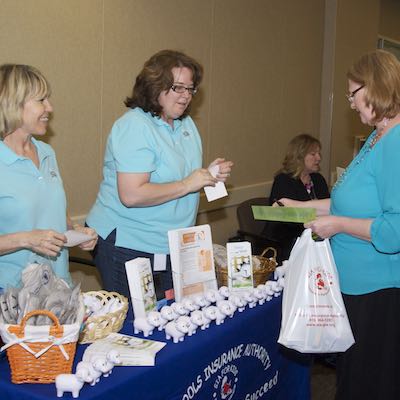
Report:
0,295,310,400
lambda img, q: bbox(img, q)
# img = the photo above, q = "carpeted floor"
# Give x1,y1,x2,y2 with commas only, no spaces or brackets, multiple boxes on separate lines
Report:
311,361,336,399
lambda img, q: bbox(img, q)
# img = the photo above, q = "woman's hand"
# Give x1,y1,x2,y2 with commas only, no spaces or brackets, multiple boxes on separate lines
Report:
304,216,342,239
25,229,67,257
73,225,98,251
272,198,304,208
182,168,218,193
208,158,234,182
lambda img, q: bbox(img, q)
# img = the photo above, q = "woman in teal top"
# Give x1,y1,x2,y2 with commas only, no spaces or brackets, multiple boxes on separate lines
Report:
0,64,97,291
87,50,233,300
276,50,400,399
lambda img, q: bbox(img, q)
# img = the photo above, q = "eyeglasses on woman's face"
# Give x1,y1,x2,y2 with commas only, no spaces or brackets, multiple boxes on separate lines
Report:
346,85,364,102
170,84,197,96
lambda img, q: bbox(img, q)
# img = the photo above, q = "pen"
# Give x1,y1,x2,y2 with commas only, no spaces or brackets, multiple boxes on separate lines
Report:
274,199,285,207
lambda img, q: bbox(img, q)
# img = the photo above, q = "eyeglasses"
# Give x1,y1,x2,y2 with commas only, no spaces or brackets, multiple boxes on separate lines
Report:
170,84,198,96
346,85,364,102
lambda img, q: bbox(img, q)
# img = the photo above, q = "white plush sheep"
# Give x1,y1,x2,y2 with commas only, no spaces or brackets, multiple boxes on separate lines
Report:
252,287,266,305
228,294,246,312
241,290,257,308
171,301,189,316
133,310,162,337
216,300,236,320
188,310,205,335
204,289,222,304
76,361,98,387
160,305,178,328
165,316,191,343
181,297,197,312
102,350,121,377
218,286,230,299
193,294,210,309
202,306,218,326
55,368,91,398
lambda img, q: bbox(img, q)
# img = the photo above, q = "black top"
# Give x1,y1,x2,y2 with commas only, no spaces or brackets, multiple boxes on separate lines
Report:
263,172,330,260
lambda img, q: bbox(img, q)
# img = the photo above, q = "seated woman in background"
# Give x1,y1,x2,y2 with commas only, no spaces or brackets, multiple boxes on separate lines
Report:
265,133,330,261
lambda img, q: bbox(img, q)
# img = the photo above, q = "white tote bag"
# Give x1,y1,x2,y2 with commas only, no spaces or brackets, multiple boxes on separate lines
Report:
278,229,354,353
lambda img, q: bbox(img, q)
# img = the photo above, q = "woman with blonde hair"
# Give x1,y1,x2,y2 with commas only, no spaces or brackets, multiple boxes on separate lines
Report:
0,64,97,291
265,133,329,261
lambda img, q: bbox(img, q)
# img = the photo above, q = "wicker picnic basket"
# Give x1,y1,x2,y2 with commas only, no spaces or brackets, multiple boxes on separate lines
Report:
79,290,128,344
216,246,278,287
1,309,82,384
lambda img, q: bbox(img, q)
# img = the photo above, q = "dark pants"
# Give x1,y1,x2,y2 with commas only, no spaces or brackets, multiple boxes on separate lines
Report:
91,229,173,300
335,288,400,400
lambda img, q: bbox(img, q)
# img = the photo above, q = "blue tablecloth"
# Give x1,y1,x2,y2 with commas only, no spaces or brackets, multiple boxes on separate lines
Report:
0,296,310,399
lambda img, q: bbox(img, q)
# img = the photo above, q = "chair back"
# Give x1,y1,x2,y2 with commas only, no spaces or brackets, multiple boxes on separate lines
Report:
237,197,269,236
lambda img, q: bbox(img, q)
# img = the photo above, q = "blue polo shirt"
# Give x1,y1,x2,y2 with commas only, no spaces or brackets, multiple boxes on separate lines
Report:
330,125,400,294
87,108,202,254
0,138,69,288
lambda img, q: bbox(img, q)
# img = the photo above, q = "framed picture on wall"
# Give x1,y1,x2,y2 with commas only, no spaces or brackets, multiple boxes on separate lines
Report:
378,36,400,60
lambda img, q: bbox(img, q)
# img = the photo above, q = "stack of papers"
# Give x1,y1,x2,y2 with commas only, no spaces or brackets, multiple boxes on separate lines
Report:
82,332,166,366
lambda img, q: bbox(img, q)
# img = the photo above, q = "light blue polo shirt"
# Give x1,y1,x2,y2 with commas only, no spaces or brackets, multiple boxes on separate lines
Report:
87,107,202,254
0,138,69,288
330,125,400,295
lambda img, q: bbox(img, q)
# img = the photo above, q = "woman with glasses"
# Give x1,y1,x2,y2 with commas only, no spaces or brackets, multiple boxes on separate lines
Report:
0,64,97,292
275,50,400,399
265,133,330,261
87,50,232,300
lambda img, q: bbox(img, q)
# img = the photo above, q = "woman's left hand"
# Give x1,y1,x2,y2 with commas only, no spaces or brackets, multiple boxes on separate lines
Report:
304,216,342,239
208,158,234,182
73,225,98,251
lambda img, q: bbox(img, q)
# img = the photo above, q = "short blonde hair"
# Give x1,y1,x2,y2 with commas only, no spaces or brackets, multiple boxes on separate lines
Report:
278,133,321,178
347,49,400,124
0,64,51,138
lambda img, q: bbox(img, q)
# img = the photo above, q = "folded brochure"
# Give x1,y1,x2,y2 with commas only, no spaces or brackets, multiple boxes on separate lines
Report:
83,332,166,366
252,205,316,223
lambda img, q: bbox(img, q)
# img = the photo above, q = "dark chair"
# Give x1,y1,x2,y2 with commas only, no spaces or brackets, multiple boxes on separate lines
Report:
229,197,283,262
69,256,95,267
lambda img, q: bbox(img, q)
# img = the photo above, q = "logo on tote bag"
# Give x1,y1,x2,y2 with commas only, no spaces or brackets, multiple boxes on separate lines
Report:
308,267,333,295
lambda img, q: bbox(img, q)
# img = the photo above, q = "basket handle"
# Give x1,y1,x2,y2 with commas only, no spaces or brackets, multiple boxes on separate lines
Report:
8,309,63,339
260,247,277,259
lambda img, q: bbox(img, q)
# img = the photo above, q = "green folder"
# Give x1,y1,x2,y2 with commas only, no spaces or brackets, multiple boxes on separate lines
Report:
252,206,316,223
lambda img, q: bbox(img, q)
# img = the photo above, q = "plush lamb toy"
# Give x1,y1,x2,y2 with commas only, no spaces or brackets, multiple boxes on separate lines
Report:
202,305,218,326
218,286,230,299
252,287,266,305
165,316,191,343
193,294,210,309
133,310,163,337
188,310,205,335
102,350,121,377
171,301,189,316
181,297,198,312
55,368,91,398
204,289,222,304
217,299,236,319
241,290,257,308
160,305,178,327
228,294,246,312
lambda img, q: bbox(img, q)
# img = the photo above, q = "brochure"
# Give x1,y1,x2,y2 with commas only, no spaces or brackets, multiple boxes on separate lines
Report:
168,224,218,301
82,332,166,366
226,241,254,290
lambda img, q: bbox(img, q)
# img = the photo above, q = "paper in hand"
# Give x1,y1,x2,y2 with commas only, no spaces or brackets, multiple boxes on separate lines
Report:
204,164,228,202
64,229,93,247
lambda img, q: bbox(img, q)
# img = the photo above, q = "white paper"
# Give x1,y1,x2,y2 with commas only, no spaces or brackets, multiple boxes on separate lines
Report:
204,164,228,202
64,229,93,247
153,253,167,271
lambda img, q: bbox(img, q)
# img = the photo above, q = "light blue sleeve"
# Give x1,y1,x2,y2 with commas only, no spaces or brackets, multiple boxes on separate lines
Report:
110,111,157,173
371,128,400,253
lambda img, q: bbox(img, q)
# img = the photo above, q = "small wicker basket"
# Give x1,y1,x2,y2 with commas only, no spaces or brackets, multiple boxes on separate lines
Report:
216,247,277,288
4,310,78,384
79,290,128,344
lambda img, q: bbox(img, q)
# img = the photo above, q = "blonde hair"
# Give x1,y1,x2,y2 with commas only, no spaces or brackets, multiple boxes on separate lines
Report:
347,49,400,124
0,64,51,138
278,133,321,178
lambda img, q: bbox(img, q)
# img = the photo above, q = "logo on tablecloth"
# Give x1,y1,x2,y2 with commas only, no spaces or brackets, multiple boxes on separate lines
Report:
181,343,277,400
308,267,333,295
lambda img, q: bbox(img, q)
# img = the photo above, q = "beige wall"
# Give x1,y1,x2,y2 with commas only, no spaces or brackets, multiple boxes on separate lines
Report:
0,0,325,247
